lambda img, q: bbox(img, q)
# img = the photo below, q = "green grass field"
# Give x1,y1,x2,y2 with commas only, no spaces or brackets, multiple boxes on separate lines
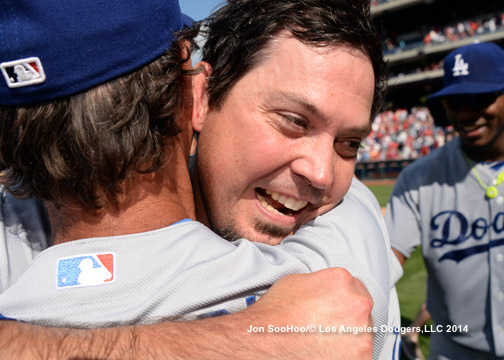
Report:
366,182,430,358
367,183,394,208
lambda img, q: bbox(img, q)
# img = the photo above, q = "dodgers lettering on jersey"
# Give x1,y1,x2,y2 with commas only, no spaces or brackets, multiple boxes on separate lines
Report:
196,295,257,319
430,210,504,262
56,253,115,289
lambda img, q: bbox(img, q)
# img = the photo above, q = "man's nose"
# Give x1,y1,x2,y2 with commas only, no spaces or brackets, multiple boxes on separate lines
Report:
290,139,334,190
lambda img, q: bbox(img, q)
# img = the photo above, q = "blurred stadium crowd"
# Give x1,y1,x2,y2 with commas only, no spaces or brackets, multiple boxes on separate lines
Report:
381,9,504,55
358,107,454,163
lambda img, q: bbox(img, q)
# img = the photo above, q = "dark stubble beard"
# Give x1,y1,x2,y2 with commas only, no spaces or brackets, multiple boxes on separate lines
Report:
215,220,293,245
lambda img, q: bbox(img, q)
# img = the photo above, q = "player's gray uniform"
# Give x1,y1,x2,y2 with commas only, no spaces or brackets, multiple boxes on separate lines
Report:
386,136,504,359
0,179,402,359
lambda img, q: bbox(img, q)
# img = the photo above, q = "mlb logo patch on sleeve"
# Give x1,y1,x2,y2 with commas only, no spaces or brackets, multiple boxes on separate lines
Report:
1,57,46,88
56,253,115,289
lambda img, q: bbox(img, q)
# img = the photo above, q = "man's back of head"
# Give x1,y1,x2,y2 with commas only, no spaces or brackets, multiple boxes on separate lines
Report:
0,0,195,211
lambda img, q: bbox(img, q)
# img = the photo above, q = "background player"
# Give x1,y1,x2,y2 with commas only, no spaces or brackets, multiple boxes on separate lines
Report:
387,42,504,359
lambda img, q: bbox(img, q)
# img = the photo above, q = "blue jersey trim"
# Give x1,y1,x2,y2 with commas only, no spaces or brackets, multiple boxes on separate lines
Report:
173,218,192,225
393,330,400,360
489,159,504,171
0,313,17,321
481,158,504,171
245,295,257,307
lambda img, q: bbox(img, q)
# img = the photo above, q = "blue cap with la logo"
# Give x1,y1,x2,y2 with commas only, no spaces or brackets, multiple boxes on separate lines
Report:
429,42,504,98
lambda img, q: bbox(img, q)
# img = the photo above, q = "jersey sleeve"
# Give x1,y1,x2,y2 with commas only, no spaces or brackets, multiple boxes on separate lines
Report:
385,168,422,258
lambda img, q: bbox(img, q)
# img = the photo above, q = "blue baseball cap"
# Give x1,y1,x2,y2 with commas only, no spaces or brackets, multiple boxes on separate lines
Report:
0,0,193,106
429,42,504,99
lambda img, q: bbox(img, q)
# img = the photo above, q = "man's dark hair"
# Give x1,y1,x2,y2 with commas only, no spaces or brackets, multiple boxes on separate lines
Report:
201,0,387,120
0,28,199,210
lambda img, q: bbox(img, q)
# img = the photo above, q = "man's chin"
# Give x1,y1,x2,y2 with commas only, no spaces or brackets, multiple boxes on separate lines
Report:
252,220,294,245
214,221,293,245
214,224,242,242
461,136,494,152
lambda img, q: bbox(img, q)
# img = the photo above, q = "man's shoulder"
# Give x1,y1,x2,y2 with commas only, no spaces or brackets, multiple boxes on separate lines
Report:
395,137,462,188
330,178,383,223
0,187,50,248
406,138,458,170
348,178,381,209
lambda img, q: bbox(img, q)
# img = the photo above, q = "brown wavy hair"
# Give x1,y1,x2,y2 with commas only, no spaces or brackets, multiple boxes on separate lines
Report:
0,27,199,210
201,0,387,120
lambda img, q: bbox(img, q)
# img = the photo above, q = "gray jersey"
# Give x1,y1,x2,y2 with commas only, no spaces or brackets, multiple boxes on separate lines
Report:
0,179,402,359
0,191,50,293
386,136,504,357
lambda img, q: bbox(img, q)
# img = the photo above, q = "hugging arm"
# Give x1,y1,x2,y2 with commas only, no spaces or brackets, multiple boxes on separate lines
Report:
0,268,373,360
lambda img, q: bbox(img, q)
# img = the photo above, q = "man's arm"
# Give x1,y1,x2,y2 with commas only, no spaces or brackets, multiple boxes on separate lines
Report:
392,248,406,267
385,167,423,271
0,268,373,360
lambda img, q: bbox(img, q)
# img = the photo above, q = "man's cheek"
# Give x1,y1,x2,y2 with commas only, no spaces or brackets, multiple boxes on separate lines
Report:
314,202,338,217
312,179,350,217
293,201,336,232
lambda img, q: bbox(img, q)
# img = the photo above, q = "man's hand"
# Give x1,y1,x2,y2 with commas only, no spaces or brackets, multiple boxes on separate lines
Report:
0,268,373,359
243,268,374,359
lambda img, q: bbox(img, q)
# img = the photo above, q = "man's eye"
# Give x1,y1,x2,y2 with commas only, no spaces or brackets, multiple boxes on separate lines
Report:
281,114,308,129
341,140,363,150
334,140,363,158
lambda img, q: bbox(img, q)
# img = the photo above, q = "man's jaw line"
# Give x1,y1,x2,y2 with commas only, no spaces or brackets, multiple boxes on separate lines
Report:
460,121,504,161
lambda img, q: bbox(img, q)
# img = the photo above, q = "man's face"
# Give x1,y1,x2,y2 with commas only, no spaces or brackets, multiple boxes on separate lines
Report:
442,92,504,151
196,33,374,244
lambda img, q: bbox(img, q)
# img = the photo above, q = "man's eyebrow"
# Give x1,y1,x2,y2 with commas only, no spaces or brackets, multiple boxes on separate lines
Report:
358,125,372,137
267,91,326,120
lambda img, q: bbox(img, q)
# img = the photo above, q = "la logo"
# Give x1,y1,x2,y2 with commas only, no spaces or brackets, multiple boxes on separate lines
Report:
452,54,469,77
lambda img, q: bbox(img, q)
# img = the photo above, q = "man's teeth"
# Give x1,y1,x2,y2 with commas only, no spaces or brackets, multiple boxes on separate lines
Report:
460,122,484,132
257,194,284,215
264,189,308,211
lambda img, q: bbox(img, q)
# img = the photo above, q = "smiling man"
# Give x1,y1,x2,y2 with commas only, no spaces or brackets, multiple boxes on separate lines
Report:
192,0,388,248
387,42,504,359
191,2,401,356
195,35,374,244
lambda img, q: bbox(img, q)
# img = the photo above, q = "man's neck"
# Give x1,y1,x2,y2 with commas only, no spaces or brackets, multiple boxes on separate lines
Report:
190,164,211,228
47,156,196,246
462,123,504,162
463,142,504,163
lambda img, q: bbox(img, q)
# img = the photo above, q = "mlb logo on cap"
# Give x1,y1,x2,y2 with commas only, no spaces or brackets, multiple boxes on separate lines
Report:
0,57,46,88
56,253,115,289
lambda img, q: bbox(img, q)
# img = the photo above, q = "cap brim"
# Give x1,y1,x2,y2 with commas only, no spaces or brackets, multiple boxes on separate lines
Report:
428,82,504,99
426,97,451,128
181,13,194,28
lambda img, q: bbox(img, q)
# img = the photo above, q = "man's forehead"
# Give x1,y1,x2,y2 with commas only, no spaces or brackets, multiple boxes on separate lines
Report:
261,34,373,90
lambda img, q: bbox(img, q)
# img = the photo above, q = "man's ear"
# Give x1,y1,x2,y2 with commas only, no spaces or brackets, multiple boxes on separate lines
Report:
192,61,212,133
